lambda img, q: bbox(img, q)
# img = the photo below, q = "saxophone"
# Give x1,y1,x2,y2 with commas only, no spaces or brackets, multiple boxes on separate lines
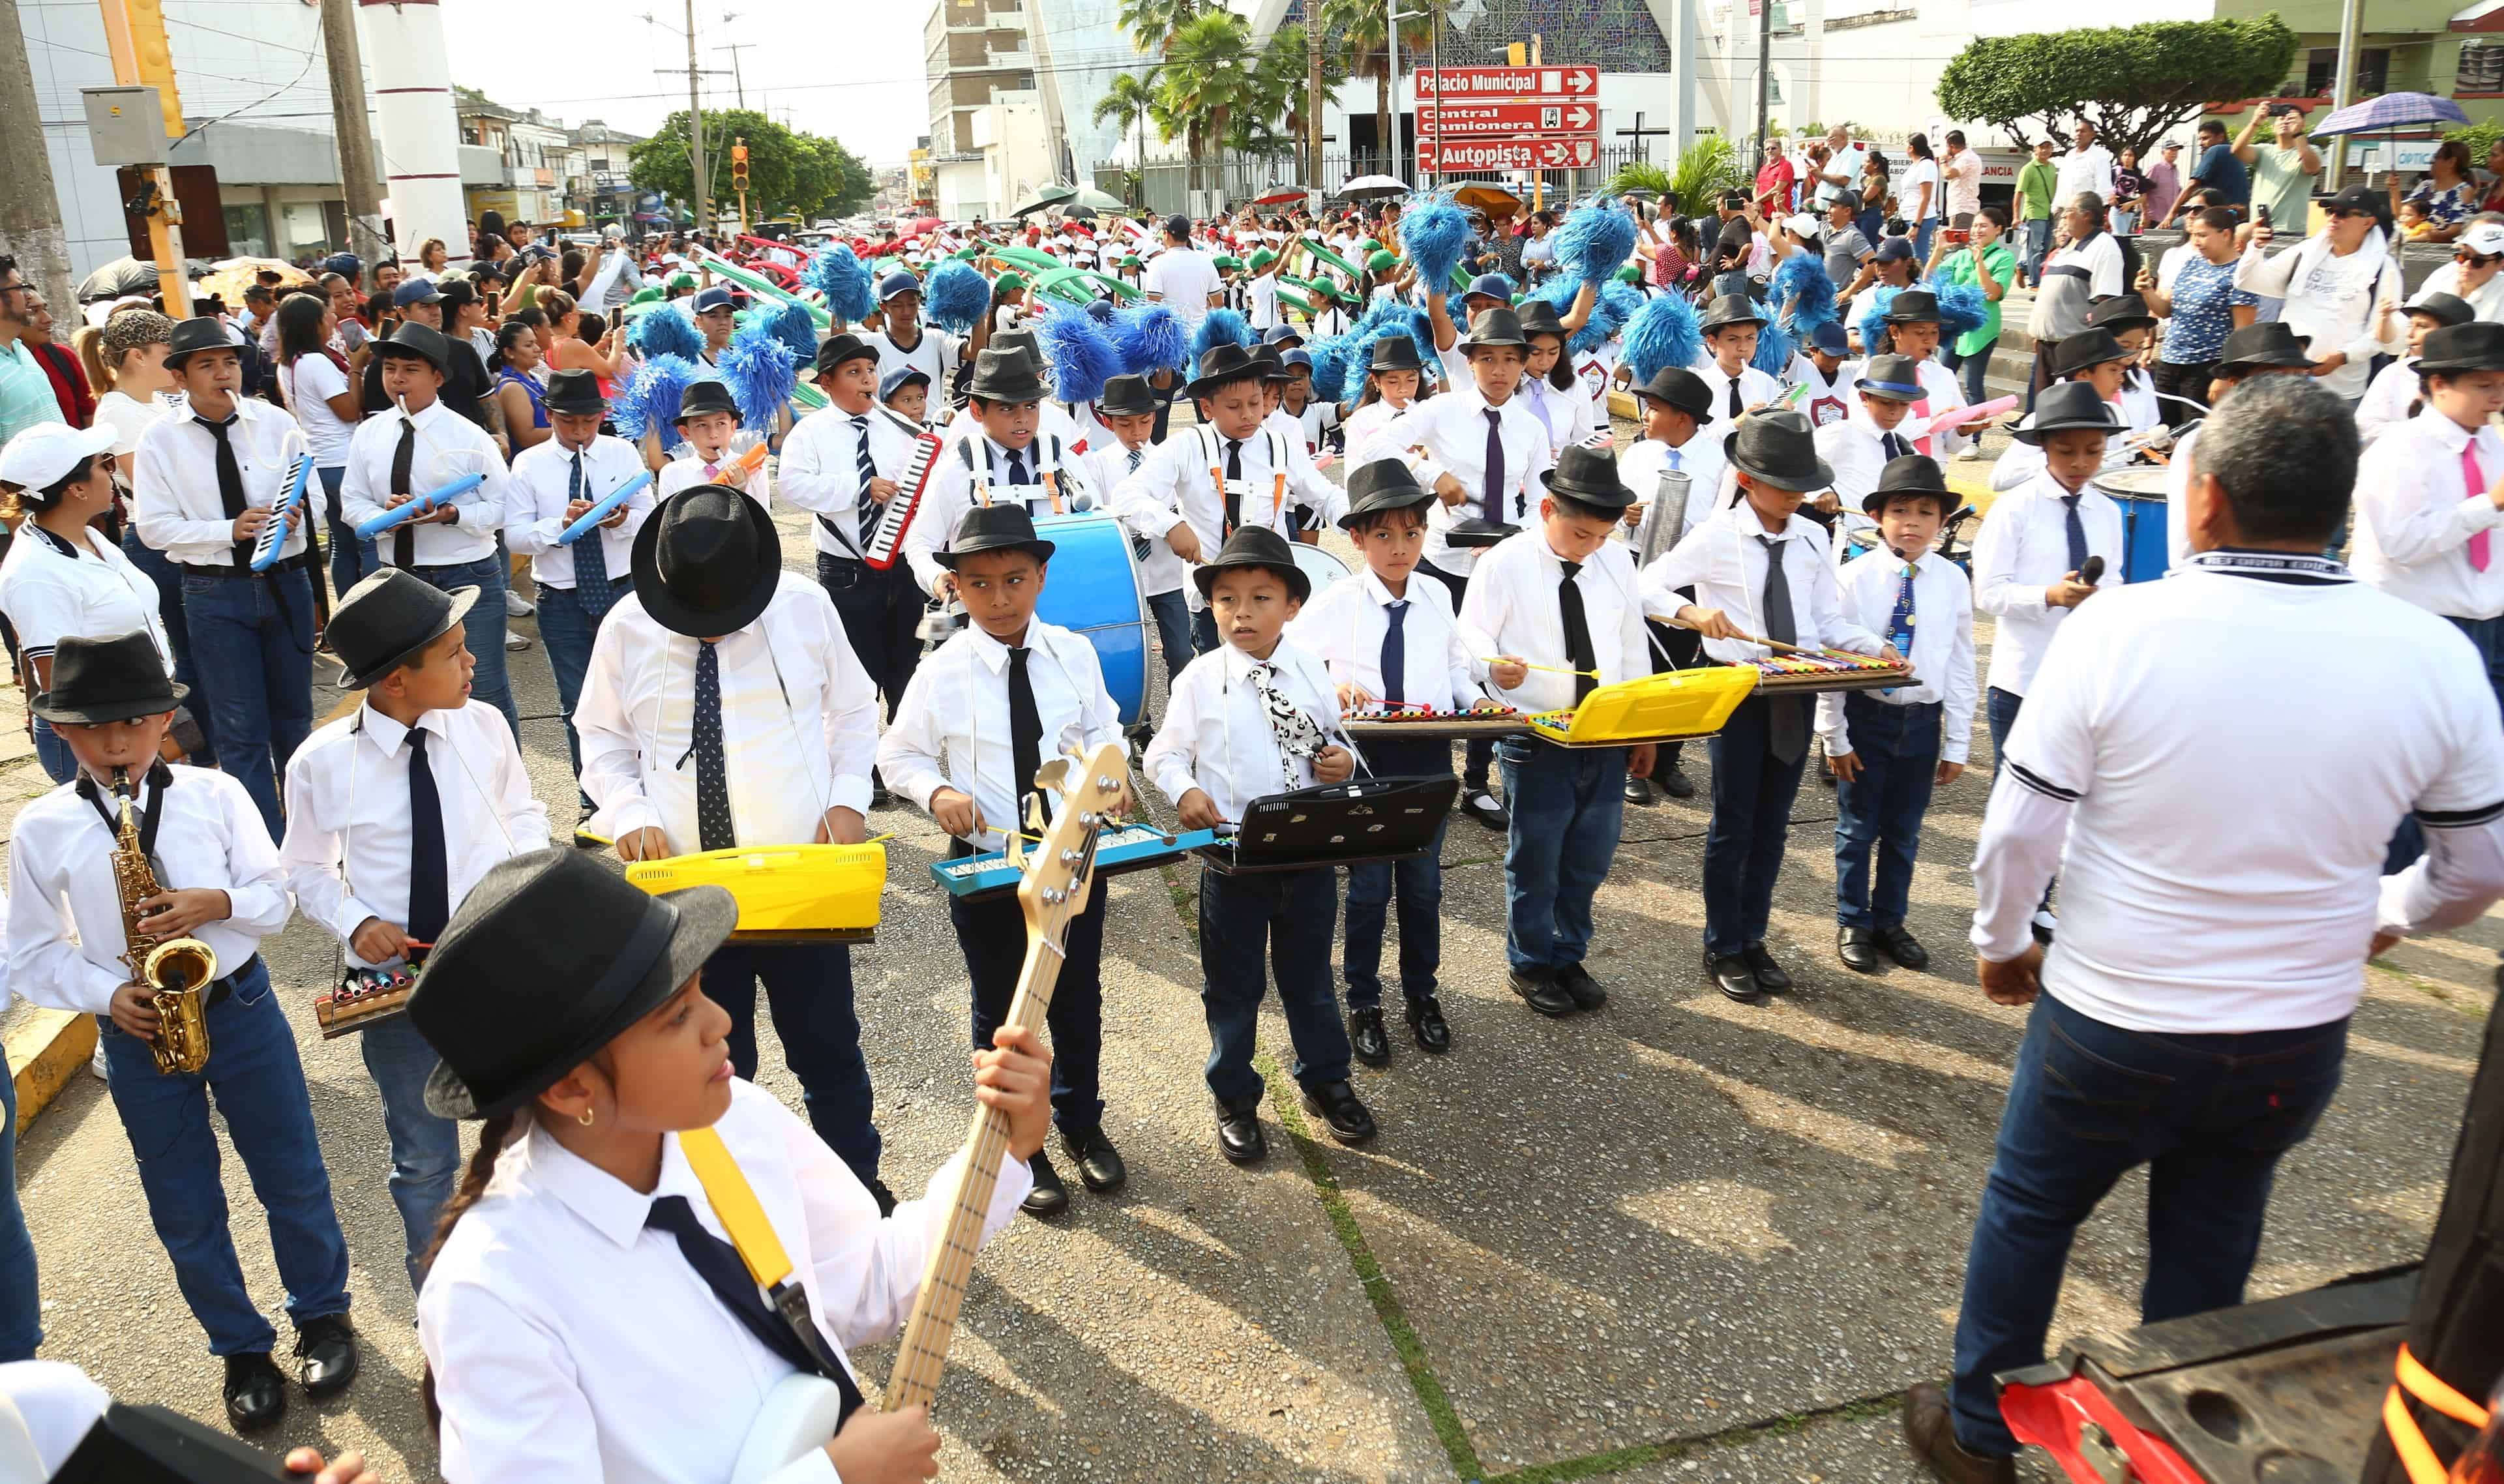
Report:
111,768,217,1075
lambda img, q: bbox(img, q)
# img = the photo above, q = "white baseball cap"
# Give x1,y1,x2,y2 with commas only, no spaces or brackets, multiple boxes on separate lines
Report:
1782,212,1823,243
0,422,117,492
2462,220,2504,257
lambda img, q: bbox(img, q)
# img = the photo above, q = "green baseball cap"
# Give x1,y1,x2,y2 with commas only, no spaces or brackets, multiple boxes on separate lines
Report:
1367,248,1397,273
1248,248,1277,270
994,270,1028,294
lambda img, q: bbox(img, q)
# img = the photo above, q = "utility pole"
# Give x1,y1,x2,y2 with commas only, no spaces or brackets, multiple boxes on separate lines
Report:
1427,2,1440,187
1753,0,1772,164
1306,18,1324,193
318,0,387,271
1530,33,1543,213
713,40,751,110
685,0,706,234
96,0,190,316
0,0,75,314
2327,0,2362,186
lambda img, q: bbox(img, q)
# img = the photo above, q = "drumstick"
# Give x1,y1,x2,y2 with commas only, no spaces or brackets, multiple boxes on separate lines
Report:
1663,618,1814,655
1480,657,1600,677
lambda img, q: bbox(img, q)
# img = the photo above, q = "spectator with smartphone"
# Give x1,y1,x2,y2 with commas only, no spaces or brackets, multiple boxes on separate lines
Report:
2233,102,2323,239
2139,206,2259,424
2233,183,2406,407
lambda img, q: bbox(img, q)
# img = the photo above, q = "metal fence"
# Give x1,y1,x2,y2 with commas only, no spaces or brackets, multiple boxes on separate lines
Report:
1100,144,1668,217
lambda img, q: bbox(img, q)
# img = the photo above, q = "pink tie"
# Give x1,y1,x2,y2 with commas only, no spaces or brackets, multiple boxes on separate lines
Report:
704,462,720,481
2467,444,2492,573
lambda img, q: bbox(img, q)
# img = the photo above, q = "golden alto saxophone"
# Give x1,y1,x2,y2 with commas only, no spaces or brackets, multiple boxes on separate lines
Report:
110,767,217,1075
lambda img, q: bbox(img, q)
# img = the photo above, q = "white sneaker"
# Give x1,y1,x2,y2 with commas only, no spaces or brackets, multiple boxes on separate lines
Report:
505,632,531,651
91,1043,108,1081
1956,443,1985,460
505,587,534,617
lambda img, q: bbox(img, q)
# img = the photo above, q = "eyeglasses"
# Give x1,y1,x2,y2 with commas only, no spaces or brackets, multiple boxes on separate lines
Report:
2329,207,2374,220
2461,250,2502,267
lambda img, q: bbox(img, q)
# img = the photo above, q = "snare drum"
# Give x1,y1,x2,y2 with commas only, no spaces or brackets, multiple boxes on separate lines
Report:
1292,541,1355,595
1036,512,1150,724
2093,467,2172,584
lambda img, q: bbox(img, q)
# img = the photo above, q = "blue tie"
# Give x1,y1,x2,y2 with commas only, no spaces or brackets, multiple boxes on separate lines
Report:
1883,561,1915,695
1004,445,1030,485
571,451,616,616
1380,599,1408,705
1665,445,1682,471
2061,492,2089,575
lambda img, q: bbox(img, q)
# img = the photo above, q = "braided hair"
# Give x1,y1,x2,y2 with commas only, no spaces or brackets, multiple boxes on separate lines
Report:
417,1105,528,1427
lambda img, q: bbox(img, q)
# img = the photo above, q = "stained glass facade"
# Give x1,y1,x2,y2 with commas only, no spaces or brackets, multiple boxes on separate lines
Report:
1286,0,1673,72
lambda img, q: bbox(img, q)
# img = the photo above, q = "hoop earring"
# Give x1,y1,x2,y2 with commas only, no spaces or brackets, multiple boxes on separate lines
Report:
578,1108,595,1127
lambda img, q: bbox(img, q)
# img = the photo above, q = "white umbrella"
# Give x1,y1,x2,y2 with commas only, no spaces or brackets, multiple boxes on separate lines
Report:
1340,173,1412,200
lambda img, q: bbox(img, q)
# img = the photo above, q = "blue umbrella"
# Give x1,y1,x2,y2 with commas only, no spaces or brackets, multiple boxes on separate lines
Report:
2308,91,2471,138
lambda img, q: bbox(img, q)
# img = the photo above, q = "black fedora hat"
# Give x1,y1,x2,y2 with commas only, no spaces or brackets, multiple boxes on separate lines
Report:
2049,328,2129,379
1862,453,1953,515
2013,381,2122,444
1192,526,1311,602
2085,292,2157,333
30,630,184,725
629,484,784,638
329,568,480,692
1515,300,1567,338
1250,344,1292,382
2408,291,2477,330
1189,342,1263,397
2212,321,2314,374
1542,444,1637,512
160,316,237,372
1630,366,1713,421
411,849,738,1120
1723,409,1833,492
1365,335,1423,373
1856,353,1926,403
934,503,1058,569
543,366,606,419
1463,306,1527,349
967,346,1047,402
989,329,1040,364
376,320,452,376
1883,288,1942,323
813,332,877,377
2416,321,2504,375
1097,372,1157,418
1335,458,1435,529
1700,293,1768,331
674,378,739,424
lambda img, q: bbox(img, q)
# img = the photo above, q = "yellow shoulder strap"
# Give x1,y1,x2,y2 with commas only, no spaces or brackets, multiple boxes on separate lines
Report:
678,1125,795,1291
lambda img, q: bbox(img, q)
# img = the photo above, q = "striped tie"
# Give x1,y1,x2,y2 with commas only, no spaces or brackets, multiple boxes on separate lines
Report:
571,451,616,615
852,415,880,548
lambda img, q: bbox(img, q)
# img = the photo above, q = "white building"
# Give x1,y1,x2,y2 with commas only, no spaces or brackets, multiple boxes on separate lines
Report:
932,90,1058,222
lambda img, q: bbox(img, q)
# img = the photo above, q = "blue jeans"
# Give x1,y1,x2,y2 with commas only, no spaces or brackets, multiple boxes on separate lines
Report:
96,959,351,1354
1948,995,2349,1457
408,555,518,738
0,1065,40,1361
702,943,881,1189
122,528,216,768
1198,863,1349,1106
537,578,633,805
1702,695,1811,957
1941,337,1997,408
180,566,316,839
1189,604,1221,657
954,855,1107,1131
1145,587,1193,690
2019,218,2051,282
1913,217,1937,262
357,1014,458,1292
316,466,377,601
1496,737,1629,973
31,715,74,784
1420,559,1495,792
1834,695,1942,931
1343,740,1452,1007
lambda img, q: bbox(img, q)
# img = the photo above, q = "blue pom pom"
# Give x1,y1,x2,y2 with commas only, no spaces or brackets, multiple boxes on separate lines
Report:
1399,192,1470,293
1924,276,1990,340
1769,253,1839,333
1305,334,1356,404
1553,198,1639,286
767,301,818,363
1752,317,1795,379
1188,308,1255,369
803,245,873,324
615,354,707,447
1111,304,1187,375
718,323,798,430
629,306,703,363
1857,286,1901,358
1622,294,1703,384
1035,303,1122,406
925,262,990,334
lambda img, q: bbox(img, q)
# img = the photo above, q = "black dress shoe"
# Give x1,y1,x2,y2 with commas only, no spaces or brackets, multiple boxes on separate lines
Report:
1405,994,1451,1052
1061,1125,1126,1193
1348,1006,1392,1067
1622,775,1654,806
1022,1151,1069,1216
1215,1097,1267,1163
1555,962,1608,1011
869,1178,899,1217
1742,941,1793,993
1838,926,1882,972
1902,1381,2016,1483
1509,968,1576,1017
224,1352,287,1431
1879,925,1931,971
293,1314,357,1399
1658,764,1697,800
1300,1080,1377,1144
1705,950,1760,1002
1461,787,1510,831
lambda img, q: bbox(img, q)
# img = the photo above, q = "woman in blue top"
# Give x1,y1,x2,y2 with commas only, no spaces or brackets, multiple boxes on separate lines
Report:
2139,205,2257,427
490,321,552,455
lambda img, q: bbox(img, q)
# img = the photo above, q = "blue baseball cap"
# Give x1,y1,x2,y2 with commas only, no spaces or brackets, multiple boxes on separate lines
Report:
1465,273,1515,303
391,278,445,308
1263,324,1304,346
879,364,931,400
1281,348,1313,370
877,271,921,301
691,286,736,314
1809,321,1849,355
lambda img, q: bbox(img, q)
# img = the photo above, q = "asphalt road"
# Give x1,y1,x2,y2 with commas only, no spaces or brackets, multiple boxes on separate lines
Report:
7,421,2492,1484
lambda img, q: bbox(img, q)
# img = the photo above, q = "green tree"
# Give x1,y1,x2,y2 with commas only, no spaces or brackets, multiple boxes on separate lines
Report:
1155,10,1266,192
1320,0,1435,176
1115,0,1197,53
1092,69,1163,203
1606,137,1743,215
627,108,872,222
1228,23,1343,176
1935,14,2301,160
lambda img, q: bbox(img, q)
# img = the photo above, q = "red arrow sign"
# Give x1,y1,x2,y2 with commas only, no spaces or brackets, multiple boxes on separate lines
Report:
1417,101,1598,138
1416,137,1600,171
1414,65,1599,99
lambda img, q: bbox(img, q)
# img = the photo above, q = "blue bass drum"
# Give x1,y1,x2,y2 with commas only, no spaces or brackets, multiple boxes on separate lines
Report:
1035,512,1150,725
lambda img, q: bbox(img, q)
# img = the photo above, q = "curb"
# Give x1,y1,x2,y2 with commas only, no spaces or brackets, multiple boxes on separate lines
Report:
8,1008,96,1135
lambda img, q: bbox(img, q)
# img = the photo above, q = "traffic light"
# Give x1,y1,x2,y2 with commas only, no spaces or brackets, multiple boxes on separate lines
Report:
732,139,749,193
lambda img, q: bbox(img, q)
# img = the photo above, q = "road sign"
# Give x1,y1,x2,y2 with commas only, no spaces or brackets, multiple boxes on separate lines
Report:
1416,137,1600,172
1418,101,1598,138
1414,66,1598,100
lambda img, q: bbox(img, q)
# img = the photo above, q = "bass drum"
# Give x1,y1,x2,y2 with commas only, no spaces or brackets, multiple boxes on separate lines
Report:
1292,540,1355,595
1035,512,1150,725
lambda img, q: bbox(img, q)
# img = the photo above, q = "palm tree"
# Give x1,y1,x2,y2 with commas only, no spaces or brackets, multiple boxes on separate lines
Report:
1092,70,1161,203
1114,0,1196,53
1156,10,1264,194
1236,23,1342,183
1321,0,1433,177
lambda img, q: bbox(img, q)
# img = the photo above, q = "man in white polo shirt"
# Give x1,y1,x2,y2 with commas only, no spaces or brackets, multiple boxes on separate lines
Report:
1901,374,2504,1484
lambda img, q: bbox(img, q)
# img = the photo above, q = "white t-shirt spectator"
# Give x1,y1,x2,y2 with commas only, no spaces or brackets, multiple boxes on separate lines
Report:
1943,149,1983,220
1817,144,1868,206
277,352,356,468
2054,143,2117,210
1902,157,1942,223
1143,246,1223,332
89,387,185,459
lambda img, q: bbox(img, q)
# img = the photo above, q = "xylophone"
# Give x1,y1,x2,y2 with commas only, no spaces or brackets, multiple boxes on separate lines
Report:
1343,700,1526,741
931,824,1215,900
625,843,885,943
1527,666,1759,747
1738,649,1912,695
314,962,415,1039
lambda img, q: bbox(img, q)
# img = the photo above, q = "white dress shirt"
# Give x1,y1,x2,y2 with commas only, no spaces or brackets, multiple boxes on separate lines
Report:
659,446,773,512
1815,413,1922,550
1342,398,1415,467
1640,501,1883,665
338,396,509,568
1079,439,1185,596
1111,426,1340,609
1903,357,1973,458
576,572,880,850
7,766,291,1016
1145,640,1343,822
419,1079,1030,1484
1971,550,2504,1033
876,620,1126,852
1517,375,1598,458
2353,355,2424,447
130,394,312,567
1618,432,1733,548
904,434,1101,599
1813,548,1977,765
2164,423,2200,574
1463,529,1654,715
1969,470,2129,697
1382,388,1555,580
280,700,550,966
777,401,927,561
1285,567,1482,712
1689,359,1785,444
2350,408,2504,621
505,435,655,589
0,524,172,672
2052,143,2116,209
866,324,961,396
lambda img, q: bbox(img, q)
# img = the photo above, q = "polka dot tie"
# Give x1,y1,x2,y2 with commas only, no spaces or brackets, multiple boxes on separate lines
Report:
693,640,734,851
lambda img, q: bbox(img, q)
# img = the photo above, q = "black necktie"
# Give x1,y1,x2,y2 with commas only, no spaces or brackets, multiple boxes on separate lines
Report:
1882,430,1907,461
1482,409,1506,522
852,416,881,548
2061,492,2089,574
646,1195,865,1425
389,417,418,569
406,729,449,946
1557,561,1598,706
198,416,252,570
693,640,734,851
571,451,615,613
1758,535,1806,762
1727,376,1744,421
1380,599,1408,705
1007,644,1045,833
1004,445,1030,485
1223,439,1244,535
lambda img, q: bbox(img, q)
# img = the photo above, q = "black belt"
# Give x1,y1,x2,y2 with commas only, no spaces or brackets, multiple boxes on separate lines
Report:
201,953,264,1009
178,548,316,580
